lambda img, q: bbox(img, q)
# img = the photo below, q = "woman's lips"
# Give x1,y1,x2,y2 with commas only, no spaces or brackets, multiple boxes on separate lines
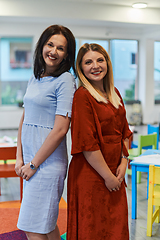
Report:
48,55,57,60
92,71,101,75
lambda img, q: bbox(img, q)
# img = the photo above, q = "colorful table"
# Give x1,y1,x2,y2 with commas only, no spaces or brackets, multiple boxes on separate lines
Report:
130,149,160,219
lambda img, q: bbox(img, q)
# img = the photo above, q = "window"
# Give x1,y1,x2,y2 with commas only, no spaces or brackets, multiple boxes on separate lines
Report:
0,37,33,105
110,39,138,101
154,41,160,101
76,38,138,101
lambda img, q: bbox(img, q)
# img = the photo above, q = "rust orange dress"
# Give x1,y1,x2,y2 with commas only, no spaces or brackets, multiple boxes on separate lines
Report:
67,86,132,240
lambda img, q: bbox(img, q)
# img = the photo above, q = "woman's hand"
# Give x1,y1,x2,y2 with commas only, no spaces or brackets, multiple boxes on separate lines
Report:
116,158,128,183
21,163,37,181
104,173,121,192
15,110,24,177
15,158,24,177
83,150,123,192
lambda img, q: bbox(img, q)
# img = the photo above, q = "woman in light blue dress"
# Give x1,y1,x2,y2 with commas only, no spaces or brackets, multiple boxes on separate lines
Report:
15,25,76,240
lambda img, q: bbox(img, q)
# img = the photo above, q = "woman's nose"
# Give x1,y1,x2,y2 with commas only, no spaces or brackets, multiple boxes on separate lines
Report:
51,47,57,54
92,61,99,68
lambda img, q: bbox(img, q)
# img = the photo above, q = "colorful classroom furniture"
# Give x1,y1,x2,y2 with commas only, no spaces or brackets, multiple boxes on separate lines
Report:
130,149,160,219
127,133,157,183
148,124,159,149
147,165,160,237
131,124,159,149
0,145,23,202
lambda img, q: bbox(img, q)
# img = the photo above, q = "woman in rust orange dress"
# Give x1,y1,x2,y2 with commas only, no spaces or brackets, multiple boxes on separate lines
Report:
67,43,132,240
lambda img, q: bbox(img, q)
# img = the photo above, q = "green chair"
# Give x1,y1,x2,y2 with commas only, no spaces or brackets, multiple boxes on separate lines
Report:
126,133,157,183
132,124,159,149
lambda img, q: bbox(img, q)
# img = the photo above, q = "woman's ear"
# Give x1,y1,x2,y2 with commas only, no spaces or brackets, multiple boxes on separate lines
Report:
64,53,68,60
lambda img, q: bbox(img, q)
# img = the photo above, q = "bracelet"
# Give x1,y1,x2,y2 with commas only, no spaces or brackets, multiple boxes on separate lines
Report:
121,155,130,162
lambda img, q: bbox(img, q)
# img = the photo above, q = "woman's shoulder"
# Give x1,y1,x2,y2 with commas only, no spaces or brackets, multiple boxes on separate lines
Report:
27,74,36,86
74,86,93,102
58,71,75,82
114,86,120,95
55,72,76,95
75,86,89,96
55,71,75,87
114,87,124,106
114,87,122,98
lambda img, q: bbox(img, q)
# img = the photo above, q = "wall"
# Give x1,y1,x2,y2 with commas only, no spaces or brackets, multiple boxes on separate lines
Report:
0,1,160,128
0,106,23,129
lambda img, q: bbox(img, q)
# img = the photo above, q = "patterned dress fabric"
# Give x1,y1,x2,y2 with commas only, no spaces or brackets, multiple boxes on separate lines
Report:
17,72,76,234
67,86,132,240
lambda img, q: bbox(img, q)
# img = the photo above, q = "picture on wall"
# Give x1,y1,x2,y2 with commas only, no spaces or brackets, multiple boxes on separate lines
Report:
10,42,32,69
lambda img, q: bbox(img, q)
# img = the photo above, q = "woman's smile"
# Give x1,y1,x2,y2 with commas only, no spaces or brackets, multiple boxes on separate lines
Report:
91,71,102,75
81,50,107,88
48,55,57,60
42,34,68,76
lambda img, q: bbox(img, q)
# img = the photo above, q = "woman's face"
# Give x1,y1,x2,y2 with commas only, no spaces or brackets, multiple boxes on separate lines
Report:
42,34,68,75
81,50,107,85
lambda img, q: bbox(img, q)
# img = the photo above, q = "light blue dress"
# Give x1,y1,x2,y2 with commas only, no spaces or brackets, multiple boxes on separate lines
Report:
17,72,76,234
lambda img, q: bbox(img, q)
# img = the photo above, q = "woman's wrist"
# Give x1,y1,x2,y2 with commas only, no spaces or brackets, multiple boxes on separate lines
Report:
104,171,115,183
30,161,39,170
121,156,128,167
121,155,129,162
16,155,23,162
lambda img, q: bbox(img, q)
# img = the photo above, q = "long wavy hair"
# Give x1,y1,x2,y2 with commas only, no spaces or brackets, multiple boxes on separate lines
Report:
34,25,76,79
76,43,121,109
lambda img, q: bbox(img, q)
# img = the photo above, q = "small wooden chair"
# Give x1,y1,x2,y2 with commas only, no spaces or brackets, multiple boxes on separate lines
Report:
0,146,23,201
147,165,160,237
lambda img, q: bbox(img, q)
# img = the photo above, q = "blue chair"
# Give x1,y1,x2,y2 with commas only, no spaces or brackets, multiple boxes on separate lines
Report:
148,124,159,149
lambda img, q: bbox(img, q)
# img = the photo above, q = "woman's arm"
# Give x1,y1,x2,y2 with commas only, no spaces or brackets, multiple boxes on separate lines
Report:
83,150,121,192
21,114,70,181
15,110,25,177
116,138,129,181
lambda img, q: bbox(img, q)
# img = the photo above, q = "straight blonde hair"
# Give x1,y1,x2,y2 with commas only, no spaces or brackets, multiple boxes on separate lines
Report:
76,43,122,109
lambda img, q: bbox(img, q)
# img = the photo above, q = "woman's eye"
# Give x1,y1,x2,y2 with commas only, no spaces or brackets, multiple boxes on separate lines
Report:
98,58,104,62
58,47,64,51
85,60,92,65
47,43,53,47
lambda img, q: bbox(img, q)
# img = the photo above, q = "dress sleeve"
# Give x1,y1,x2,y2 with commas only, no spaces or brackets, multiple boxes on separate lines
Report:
115,87,132,139
121,117,133,157
122,118,132,140
55,72,76,118
71,88,100,155
115,88,132,156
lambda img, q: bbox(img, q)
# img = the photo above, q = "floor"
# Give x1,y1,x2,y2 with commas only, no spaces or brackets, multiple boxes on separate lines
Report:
0,126,160,239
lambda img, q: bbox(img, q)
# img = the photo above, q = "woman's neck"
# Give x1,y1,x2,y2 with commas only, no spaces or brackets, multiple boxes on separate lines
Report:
91,81,104,93
92,84,107,99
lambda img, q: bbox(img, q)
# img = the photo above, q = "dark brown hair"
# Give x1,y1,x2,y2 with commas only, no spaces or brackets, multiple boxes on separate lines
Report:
34,25,76,79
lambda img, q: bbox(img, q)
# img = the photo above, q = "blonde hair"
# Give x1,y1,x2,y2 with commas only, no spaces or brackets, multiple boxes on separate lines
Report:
76,43,122,109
